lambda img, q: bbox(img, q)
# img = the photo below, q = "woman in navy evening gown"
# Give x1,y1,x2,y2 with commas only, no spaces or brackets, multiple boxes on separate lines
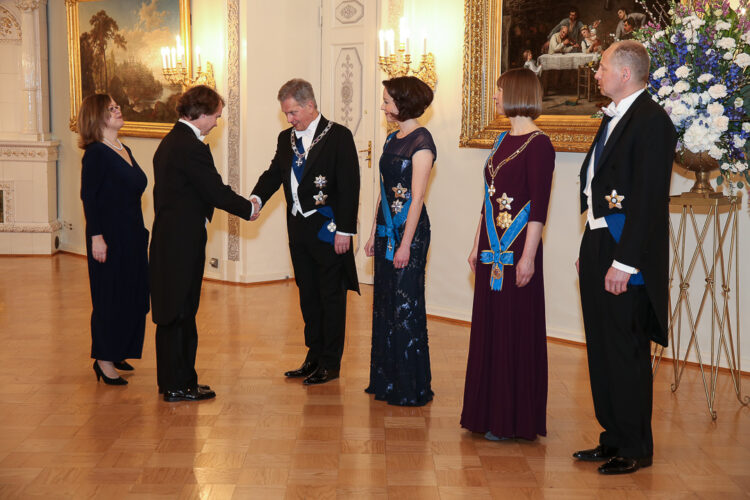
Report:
79,94,149,386
364,76,436,406
461,69,555,440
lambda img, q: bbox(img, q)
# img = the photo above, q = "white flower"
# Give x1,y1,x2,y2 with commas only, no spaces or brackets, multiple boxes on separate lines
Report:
668,101,692,125
733,136,747,148
683,123,712,152
653,66,667,79
711,115,729,132
743,122,750,133
737,163,749,173
714,8,723,16
716,21,732,31
708,145,724,160
736,97,745,108
675,65,690,79
735,53,750,69
653,30,665,39
742,31,750,44
697,73,714,83
723,52,734,61
670,34,678,43
717,38,736,50
722,162,732,171
699,91,713,105
658,85,674,98
708,84,728,100
707,102,724,116
673,80,691,94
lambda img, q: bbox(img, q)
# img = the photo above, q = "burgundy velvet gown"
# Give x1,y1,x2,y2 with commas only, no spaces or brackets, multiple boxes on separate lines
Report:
460,131,555,440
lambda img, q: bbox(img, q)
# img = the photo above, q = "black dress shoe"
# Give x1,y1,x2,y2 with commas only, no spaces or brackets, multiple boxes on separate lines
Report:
113,360,134,371
303,367,339,385
93,361,127,385
158,384,211,395
598,456,652,474
285,361,319,378
573,445,618,461
163,386,216,402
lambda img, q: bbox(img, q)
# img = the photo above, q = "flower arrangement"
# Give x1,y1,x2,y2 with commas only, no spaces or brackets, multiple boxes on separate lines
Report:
634,0,750,191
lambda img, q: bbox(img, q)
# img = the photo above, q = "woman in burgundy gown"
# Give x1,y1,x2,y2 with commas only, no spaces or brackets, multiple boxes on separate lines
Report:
461,68,555,441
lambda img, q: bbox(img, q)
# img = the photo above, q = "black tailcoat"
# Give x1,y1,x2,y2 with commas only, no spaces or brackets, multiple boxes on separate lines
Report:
251,116,360,370
578,90,677,459
149,121,253,391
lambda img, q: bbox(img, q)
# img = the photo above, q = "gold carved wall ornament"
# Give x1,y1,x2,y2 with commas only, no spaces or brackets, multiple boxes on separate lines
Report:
460,0,601,151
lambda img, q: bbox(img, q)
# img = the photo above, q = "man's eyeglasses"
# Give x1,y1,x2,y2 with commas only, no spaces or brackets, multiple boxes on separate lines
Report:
108,105,121,113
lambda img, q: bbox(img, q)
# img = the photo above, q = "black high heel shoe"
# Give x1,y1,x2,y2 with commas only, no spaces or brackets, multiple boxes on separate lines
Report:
113,360,134,371
93,361,128,385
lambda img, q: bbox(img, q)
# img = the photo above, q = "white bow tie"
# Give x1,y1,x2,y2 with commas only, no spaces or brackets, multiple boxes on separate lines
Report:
601,104,620,118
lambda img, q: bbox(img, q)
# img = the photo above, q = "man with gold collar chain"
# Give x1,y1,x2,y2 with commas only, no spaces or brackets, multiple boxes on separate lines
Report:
250,78,360,385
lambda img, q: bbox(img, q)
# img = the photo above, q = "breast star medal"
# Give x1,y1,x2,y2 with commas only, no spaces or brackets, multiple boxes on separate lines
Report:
327,221,337,232
391,199,404,214
392,183,408,199
313,191,328,206
314,175,327,189
605,189,625,209
496,193,513,212
496,212,512,229
488,184,496,196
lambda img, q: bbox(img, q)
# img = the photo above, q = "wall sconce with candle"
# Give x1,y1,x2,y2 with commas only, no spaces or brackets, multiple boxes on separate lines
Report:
161,35,216,89
378,17,437,90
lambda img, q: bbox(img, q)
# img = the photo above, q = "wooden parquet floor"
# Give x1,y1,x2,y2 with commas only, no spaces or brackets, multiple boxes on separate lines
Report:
0,254,749,499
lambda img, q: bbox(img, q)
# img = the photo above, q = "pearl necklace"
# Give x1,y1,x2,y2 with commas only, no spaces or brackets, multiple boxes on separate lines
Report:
103,137,124,151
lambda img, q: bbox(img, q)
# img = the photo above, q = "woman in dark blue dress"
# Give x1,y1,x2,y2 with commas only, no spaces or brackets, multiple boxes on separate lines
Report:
364,76,436,406
78,94,149,386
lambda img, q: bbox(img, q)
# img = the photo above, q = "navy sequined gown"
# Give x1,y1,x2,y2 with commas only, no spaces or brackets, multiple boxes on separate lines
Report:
365,128,436,406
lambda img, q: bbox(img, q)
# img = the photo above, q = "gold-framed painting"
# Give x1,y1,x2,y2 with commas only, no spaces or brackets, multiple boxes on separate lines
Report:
66,0,192,138
460,0,630,151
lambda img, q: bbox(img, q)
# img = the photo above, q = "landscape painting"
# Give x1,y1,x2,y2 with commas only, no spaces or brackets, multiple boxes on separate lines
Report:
67,0,191,137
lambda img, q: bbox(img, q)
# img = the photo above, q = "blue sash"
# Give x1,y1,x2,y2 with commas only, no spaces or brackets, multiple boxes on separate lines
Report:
478,132,530,291
376,176,412,261
316,206,337,244
604,213,644,285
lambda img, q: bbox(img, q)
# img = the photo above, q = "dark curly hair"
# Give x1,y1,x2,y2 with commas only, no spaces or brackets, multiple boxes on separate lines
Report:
176,85,225,120
382,76,433,121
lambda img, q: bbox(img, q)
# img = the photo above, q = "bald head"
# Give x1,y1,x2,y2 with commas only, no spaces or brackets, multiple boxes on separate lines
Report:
609,40,650,85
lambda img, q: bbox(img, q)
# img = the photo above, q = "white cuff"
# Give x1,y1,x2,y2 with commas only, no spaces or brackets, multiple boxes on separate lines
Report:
612,260,638,274
249,194,263,214
336,231,354,237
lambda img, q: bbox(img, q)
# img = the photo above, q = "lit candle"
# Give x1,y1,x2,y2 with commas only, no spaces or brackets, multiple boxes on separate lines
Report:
196,46,201,69
176,35,182,64
170,47,176,68
423,37,427,55
161,47,167,68
405,37,410,55
399,17,407,48
386,30,394,57
378,30,385,57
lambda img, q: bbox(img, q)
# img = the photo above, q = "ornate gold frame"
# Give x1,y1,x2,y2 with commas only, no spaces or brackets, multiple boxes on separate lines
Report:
460,0,601,151
66,0,192,138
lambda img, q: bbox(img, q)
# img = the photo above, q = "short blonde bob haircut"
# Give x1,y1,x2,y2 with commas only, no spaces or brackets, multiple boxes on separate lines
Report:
77,93,113,149
496,68,542,120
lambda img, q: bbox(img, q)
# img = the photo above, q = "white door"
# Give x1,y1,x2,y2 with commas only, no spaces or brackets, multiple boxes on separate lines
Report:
319,0,379,284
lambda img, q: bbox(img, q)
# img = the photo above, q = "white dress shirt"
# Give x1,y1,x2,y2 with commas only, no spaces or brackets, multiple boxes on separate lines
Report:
583,88,644,274
179,118,205,141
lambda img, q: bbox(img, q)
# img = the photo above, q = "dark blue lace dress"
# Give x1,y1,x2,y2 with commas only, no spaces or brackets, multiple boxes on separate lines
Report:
365,127,436,406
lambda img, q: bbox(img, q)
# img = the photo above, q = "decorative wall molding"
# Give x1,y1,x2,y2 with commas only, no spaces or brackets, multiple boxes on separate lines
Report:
226,0,240,261
14,0,44,12
0,141,59,162
335,0,364,25
334,47,362,135
0,5,21,42
0,220,61,233
0,181,14,224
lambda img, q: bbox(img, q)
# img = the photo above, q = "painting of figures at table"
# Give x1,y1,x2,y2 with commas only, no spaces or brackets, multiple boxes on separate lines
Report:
501,0,663,115
77,0,183,123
